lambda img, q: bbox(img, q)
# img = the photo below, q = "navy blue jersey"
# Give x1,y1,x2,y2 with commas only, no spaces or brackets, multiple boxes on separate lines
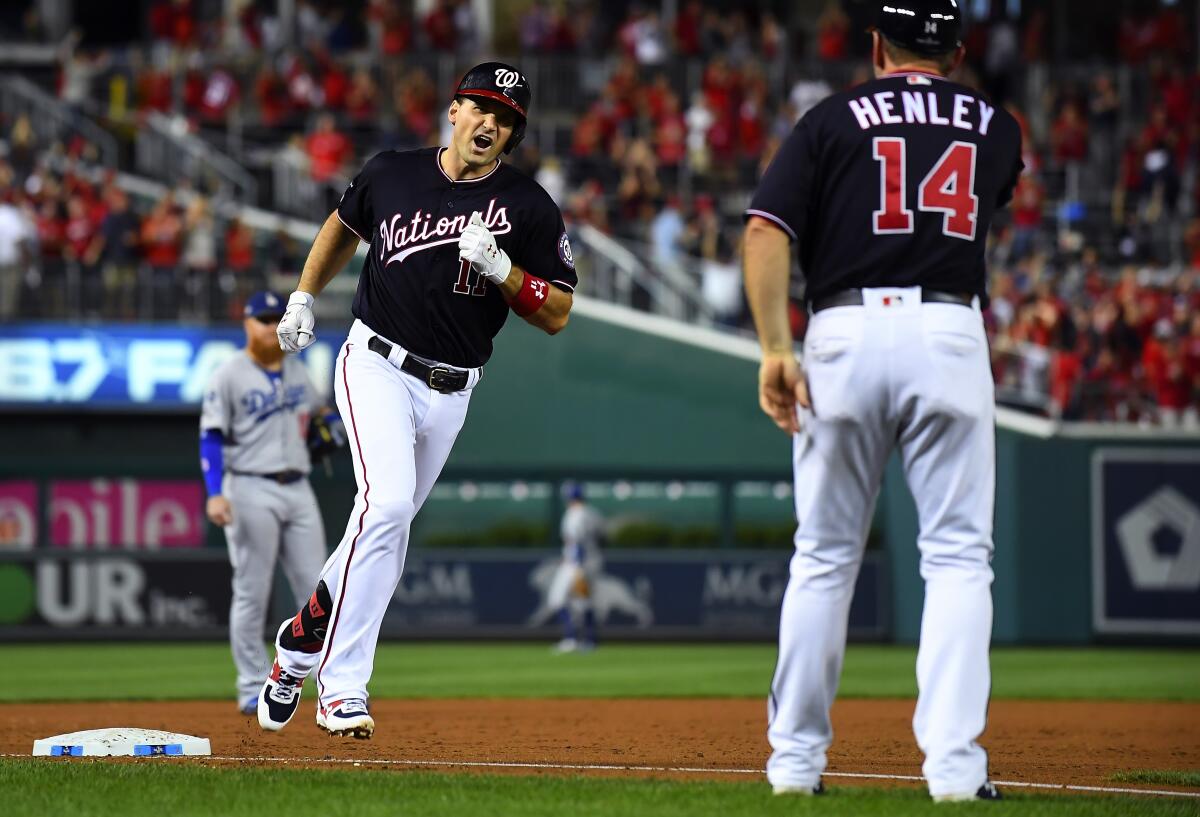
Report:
338,147,577,367
747,71,1023,307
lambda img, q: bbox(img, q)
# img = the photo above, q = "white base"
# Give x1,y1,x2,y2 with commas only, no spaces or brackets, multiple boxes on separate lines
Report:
33,728,211,757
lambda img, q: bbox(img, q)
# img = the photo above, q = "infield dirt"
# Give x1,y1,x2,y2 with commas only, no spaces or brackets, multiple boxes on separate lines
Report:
3,699,1197,794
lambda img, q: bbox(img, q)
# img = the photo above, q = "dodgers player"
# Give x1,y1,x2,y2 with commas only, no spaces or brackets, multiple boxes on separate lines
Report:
256,62,577,738
548,482,605,653
200,291,328,714
742,1,1021,802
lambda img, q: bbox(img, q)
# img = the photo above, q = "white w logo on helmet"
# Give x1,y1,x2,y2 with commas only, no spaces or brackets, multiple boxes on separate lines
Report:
493,69,522,88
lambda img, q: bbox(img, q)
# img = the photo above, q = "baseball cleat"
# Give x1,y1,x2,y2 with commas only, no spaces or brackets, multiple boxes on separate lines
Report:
317,699,374,739
773,780,825,796
239,697,258,716
258,661,305,731
552,638,578,654
933,781,1002,803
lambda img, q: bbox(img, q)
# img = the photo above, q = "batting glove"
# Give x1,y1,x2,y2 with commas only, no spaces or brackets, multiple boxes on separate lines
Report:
277,291,316,352
458,211,512,285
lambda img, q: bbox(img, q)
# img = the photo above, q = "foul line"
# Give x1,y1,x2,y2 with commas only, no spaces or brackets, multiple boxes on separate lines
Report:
7,752,1197,799
199,755,1200,799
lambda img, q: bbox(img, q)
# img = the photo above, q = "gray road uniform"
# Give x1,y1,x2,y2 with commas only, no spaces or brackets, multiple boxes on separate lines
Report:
200,353,327,706
547,503,605,612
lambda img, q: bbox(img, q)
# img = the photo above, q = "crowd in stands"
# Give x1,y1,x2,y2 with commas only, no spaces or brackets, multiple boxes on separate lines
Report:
0,116,296,323
3,0,1199,422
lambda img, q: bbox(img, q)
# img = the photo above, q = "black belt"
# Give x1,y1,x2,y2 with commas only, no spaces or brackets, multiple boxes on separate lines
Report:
230,470,305,484
367,335,470,393
811,288,974,313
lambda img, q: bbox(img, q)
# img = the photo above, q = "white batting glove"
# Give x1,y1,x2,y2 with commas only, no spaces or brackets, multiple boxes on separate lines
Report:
458,211,512,285
277,291,315,352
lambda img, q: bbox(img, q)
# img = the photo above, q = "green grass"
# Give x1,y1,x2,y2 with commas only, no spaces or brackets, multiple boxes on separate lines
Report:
3,643,1198,703
1,760,1195,817
1112,770,1200,788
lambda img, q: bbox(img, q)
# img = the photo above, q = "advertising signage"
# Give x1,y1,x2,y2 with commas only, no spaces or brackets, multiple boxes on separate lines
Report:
0,323,343,410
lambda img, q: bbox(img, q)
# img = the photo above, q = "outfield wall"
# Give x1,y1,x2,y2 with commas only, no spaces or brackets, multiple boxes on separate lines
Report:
1,304,1197,643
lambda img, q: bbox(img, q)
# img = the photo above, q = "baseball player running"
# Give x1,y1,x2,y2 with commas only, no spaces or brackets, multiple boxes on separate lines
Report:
200,291,330,714
548,482,605,653
742,1,1021,802
256,62,577,738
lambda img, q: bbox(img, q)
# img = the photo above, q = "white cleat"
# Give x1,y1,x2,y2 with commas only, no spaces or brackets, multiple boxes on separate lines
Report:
257,661,305,732
933,782,1002,803
773,780,825,796
316,699,374,739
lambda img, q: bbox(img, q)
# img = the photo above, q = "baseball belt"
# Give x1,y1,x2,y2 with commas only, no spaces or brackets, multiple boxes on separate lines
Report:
810,288,974,313
367,335,470,393
229,469,306,484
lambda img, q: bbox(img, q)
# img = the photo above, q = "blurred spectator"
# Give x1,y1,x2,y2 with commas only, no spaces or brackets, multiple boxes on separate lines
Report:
0,190,34,320
451,0,478,54
367,0,412,55
815,1,850,61
254,64,291,128
224,217,259,314
1050,102,1089,167
1010,176,1044,260
789,77,832,124
305,114,351,183
62,193,100,316
674,0,703,56
423,0,457,51
619,7,669,66
345,69,379,124
650,196,685,279
519,0,551,52
8,116,38,180
684,92,715,175
983,13,1020,103
140,194,183,319
182,196,218,321
535,156,566,208
34,198,66,317
394,68,437,143
1088,74,1120,194
96,188,140,320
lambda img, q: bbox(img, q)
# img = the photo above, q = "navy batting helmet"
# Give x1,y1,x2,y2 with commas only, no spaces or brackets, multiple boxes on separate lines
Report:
875,0,962,56
455,61,530,154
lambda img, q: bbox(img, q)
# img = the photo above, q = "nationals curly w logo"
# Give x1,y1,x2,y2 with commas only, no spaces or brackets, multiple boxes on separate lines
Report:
493,69,522,88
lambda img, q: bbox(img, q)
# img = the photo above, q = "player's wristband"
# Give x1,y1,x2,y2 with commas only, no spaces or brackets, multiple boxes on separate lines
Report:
510,272,551,317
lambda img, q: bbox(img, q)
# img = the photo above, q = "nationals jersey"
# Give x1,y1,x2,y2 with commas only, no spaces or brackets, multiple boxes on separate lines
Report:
200,354,320,474
337,147,578,368
747,70,1023,307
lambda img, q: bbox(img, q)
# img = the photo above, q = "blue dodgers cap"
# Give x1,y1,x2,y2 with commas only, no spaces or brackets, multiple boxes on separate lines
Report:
244,291,286,318
564,481,585,501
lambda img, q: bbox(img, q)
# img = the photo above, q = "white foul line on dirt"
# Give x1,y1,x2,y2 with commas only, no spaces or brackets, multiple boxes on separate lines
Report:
8,752,1197,799
196,755,1196,799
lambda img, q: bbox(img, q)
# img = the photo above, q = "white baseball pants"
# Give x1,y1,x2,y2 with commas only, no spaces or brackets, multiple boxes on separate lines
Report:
275,319,478,707
767,287,996,799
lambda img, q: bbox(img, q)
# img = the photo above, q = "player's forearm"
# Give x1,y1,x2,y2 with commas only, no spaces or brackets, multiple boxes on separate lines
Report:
743,218,794,355
297,211,361,297
499,264,572,334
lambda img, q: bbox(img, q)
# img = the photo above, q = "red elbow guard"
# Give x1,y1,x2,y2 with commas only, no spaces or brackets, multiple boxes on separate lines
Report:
511,272,551,317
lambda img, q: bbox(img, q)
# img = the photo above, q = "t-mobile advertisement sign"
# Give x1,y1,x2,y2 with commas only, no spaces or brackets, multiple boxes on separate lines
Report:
49,480,204,549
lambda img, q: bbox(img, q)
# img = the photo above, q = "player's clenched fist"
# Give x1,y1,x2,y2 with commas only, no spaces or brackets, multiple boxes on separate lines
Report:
277,291,316,352
458,211,512,285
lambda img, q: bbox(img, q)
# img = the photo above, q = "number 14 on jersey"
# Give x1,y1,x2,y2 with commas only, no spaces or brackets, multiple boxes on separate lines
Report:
872,137,978,241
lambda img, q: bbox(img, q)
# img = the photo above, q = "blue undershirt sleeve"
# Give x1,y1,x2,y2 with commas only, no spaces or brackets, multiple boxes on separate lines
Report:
200,429,225,497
